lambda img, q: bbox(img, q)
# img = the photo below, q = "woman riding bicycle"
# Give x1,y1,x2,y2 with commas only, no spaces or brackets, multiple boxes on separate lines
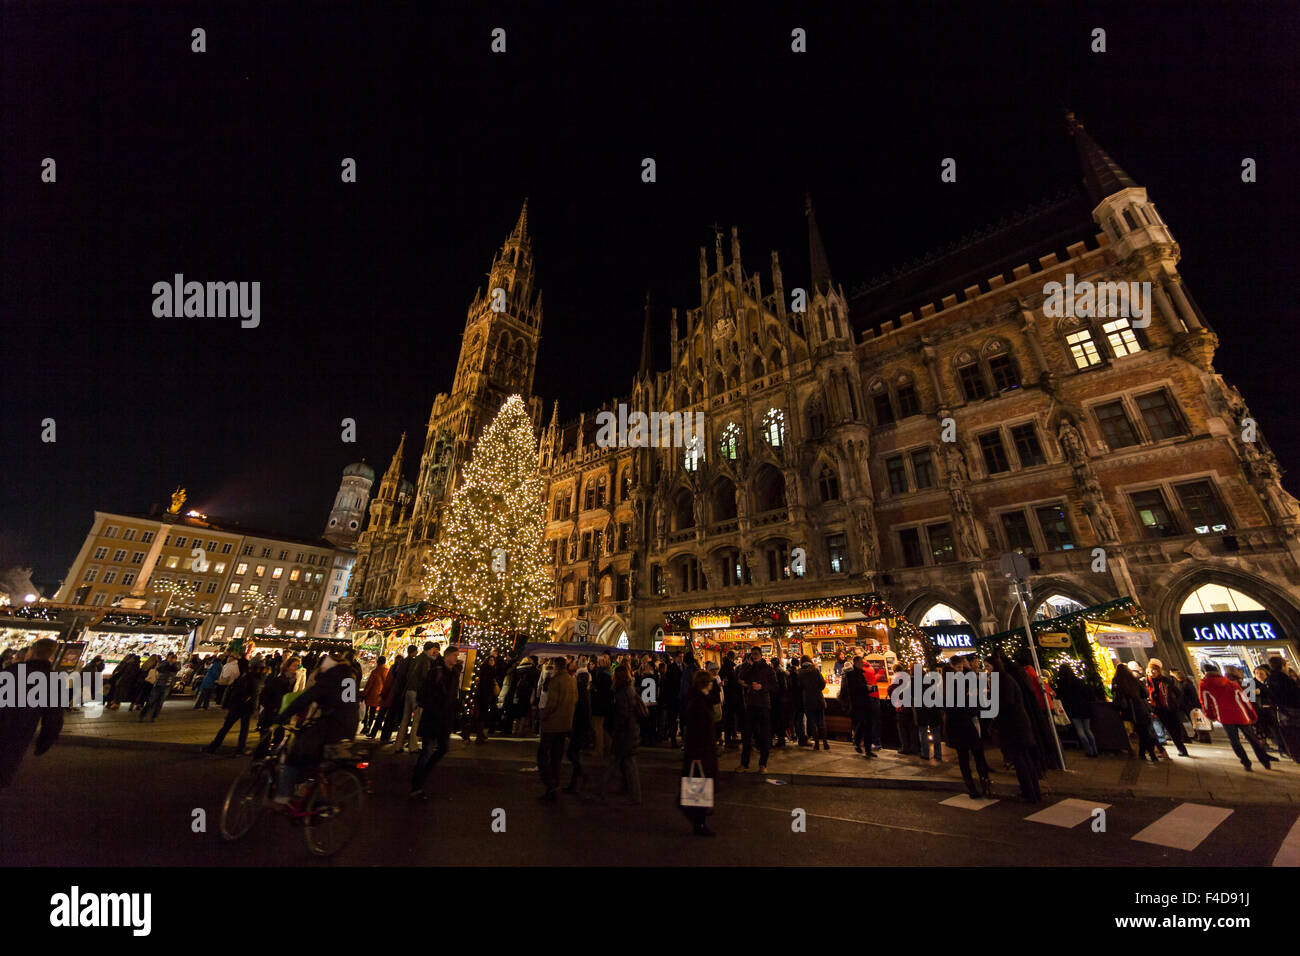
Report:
271,649,362,803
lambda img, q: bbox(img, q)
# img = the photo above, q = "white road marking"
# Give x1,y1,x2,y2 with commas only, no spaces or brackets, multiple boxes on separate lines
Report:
1271,813,1300,867
940,794,999,810
1131,803,1233,851
1025,798,1110,829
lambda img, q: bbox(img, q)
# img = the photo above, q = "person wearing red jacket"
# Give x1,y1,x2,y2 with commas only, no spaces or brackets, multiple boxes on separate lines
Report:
1199,662,1274,771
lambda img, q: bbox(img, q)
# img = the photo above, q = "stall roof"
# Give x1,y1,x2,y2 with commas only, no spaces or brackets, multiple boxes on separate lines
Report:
522,642,637,658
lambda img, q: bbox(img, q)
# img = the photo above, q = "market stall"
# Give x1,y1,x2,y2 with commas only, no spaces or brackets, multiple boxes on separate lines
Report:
661,593,924,743
0,605,200,674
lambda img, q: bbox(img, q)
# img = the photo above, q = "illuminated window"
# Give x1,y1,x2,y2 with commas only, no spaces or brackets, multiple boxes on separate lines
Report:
254,565,266,577
165,556,179,569
236,563,248,575
719,422,740,460
221,603,234,614
290,570,300,582
762,408,785,447
1066,329,1102,369
272,567,283,579
1103,317,1142,357
683,435,703,472
303,610,313,621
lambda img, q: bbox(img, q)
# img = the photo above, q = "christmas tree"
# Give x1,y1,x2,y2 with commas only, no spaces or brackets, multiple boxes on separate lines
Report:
423,394,551,636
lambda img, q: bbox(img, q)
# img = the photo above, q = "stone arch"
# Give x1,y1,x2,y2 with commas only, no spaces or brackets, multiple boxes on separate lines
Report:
752,463,787,513
904,590,980,629
1001,577,1109,631
594,614,630,646
711,475,738,522
671,487,696,530
1152,564,1300,668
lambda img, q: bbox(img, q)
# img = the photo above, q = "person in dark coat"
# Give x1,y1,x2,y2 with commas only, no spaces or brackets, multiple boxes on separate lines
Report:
106,653,138,710
736,645,775,772
943,658,990,797
797,656,829,750
1112,662,1159,762
379,645,415,745
0,639,64,787
599,665,643,804
788,659,807,746
565,659,592,792
589,655,613,757
472,652,499,743
914,665,945,760
719,652,743,747
1054,663,1099,757
661,653,683,747
205,658,266,755
139,653,180,721
1145,659,1189,757
410,647,462,800
679,668,718,836
891,664,919,755
839,657,877,757
677,653,698,745
769,657,789,748
259,656,300,730
1013,650,1058,771
990,654,1041,802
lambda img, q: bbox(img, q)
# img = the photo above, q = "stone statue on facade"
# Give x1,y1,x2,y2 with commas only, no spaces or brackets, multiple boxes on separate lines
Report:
1057,418,1088,467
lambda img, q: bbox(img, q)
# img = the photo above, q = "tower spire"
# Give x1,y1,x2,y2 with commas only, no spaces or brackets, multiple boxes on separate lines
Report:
806,193,832,292
1066,112,1138,206
511,197,529,241
639,292,654,378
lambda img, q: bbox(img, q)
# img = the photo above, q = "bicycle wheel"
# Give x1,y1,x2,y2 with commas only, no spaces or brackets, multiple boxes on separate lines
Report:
220,764,272,841
303,770,364,856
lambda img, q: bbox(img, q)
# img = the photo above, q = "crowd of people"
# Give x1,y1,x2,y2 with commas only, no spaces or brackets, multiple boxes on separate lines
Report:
3,637,1299,834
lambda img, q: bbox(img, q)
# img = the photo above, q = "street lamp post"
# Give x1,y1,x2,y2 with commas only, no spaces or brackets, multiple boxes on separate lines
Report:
999,552,1068,772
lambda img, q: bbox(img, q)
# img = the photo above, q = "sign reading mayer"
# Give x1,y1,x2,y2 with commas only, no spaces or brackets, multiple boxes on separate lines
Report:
1180,610,1286,643
921,625,977,649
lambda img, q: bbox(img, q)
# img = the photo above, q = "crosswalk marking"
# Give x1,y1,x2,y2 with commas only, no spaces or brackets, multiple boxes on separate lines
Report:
939,795,999,810
1272,814,1300,867
1132,803,1233,851
1025,798,1110,829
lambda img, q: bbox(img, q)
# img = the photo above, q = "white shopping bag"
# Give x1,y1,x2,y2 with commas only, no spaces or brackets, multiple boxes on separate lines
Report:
680,760,714,809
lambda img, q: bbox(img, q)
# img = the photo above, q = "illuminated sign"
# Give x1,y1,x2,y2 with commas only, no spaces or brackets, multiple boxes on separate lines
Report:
789,607,844,624
690,614,731,630
1037,632,1072,648
1087,621,1155,648
1179,611,1285,643
921,625,976,649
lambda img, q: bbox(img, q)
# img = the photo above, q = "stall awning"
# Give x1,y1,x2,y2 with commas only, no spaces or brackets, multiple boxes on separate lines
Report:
522,641,637,658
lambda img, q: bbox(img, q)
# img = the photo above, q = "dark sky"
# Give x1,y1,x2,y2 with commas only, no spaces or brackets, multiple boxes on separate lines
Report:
3,1,1298,587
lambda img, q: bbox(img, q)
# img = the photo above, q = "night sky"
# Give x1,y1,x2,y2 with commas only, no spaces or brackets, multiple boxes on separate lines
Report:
3,1,1298,588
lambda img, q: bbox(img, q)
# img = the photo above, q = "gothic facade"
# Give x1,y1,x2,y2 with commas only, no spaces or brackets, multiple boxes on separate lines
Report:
341,116,1300,675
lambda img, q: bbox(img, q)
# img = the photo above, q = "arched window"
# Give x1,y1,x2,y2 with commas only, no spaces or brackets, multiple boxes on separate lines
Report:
1032,593,1087,622
620,469,632,501
753,464,786,512
596,475,607,507
683,434,704,472
954,349,989,402
584,481,596,511
807,397,826,439
918,602,971,627
712,477,738,522
818,464,840,502
761,408,786,447
1179,584,1265,615
751,356,765,380
711,371,726,395
769,346,783,370
719,422,740,461
673,488,695,530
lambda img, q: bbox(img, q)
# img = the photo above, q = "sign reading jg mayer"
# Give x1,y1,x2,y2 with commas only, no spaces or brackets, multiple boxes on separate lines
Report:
921,625,978,650
1179,610,1287,644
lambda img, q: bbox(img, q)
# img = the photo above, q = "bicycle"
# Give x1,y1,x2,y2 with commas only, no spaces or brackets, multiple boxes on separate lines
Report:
219,719,368,856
